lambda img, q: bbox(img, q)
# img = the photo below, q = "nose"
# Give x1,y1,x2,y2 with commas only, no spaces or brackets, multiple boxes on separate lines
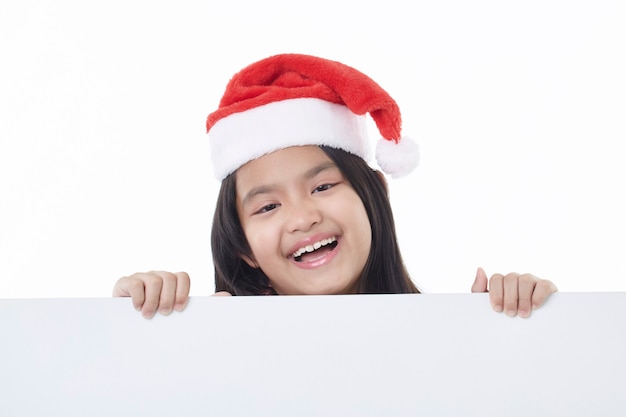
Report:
285,198,322,233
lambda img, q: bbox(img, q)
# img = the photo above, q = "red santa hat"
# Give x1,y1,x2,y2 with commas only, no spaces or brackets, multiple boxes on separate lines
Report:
206,53,419,180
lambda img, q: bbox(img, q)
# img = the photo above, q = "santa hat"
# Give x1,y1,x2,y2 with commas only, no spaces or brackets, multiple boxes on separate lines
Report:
206,53,419,180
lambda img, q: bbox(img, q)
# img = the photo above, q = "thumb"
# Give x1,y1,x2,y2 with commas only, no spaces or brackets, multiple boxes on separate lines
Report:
471,267,488,293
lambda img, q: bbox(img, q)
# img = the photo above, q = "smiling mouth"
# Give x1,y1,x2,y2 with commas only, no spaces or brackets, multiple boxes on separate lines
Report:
292,236,338,262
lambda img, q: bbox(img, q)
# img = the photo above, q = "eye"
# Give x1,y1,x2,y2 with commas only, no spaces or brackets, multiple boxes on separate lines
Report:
313,183,335,193
255,203,280,214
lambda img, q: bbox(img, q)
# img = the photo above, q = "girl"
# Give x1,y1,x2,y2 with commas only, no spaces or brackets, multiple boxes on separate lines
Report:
113,53,557,318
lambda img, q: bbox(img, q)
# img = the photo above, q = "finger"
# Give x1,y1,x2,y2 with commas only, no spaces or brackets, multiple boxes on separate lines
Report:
112,277,130,297
531,279,558,310
502,273,520,317
173,271,191,311
212,291,233,296
140,273,164,319
517,274,537,318
155,271,178,315
471,267,489,293
488,273,504,312
113,276,146,312
127,280,147,312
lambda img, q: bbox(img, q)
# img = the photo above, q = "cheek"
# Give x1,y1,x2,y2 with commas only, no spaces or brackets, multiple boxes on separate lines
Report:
341,194,370,229
241,220,278,260
350,200,373,250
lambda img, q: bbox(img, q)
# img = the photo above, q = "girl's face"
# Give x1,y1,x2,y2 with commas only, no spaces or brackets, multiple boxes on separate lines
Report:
235,146,372,295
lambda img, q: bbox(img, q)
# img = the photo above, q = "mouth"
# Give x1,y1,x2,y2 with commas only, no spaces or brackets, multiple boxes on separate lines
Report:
291,236,338,262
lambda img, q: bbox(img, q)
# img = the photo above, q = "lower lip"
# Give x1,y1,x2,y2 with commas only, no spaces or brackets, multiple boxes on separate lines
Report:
290,239,341,270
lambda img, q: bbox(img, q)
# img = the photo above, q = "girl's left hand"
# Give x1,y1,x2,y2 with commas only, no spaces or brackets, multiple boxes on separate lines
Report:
471,267,557,318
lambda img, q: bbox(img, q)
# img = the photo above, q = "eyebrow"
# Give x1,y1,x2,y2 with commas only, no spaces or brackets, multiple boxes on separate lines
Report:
240,161,338,207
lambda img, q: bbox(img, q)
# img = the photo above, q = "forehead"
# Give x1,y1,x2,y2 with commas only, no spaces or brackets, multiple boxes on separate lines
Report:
235,146,334,189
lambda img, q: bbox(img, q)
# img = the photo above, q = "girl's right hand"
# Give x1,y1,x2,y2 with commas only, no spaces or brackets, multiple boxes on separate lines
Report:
113,271,191,319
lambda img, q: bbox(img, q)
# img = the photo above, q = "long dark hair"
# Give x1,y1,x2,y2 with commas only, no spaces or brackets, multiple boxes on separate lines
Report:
211,146,420,295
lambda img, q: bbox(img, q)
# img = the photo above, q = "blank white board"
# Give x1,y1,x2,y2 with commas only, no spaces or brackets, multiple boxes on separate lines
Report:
1,292,624,416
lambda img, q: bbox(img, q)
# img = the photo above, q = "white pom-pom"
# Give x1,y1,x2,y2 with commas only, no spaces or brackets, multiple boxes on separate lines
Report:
375,136,420,178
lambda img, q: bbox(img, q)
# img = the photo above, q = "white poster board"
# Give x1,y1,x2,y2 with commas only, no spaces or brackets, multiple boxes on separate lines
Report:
1,292,624,416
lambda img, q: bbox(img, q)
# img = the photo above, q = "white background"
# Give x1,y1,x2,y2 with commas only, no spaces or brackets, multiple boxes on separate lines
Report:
1,0,625,298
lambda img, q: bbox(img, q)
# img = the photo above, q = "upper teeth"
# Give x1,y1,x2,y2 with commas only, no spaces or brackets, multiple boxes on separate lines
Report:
292,236,337,258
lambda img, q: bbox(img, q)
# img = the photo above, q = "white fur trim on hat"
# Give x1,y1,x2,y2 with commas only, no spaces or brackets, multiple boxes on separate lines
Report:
208,98,371,179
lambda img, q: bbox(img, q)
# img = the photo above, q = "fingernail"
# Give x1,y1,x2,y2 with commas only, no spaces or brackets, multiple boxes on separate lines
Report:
505,310,517,317
492,304,503,313
519,309,530,318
